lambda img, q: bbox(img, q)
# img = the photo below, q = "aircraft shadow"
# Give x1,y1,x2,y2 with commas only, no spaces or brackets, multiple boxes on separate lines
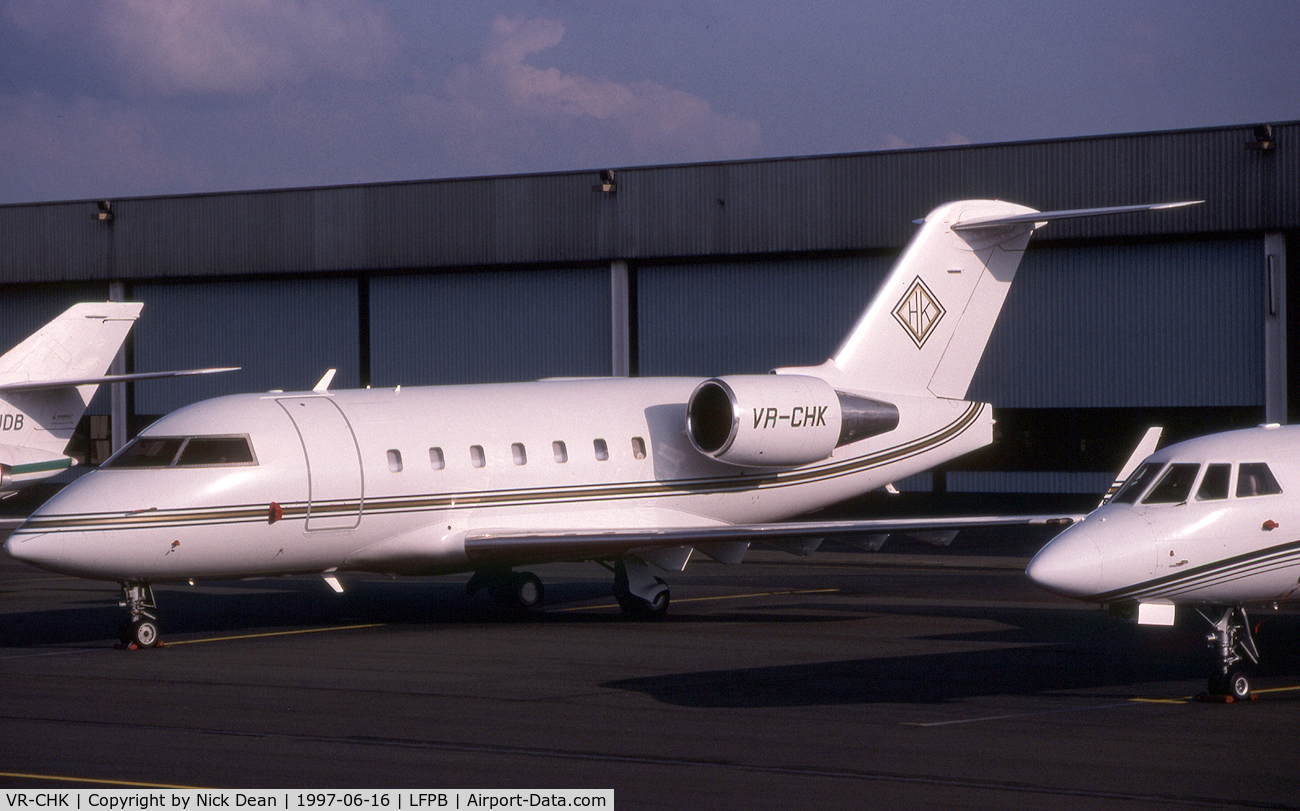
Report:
604,606,1300,707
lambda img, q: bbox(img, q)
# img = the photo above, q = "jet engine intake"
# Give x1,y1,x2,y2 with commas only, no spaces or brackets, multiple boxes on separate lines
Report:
686,375,898,467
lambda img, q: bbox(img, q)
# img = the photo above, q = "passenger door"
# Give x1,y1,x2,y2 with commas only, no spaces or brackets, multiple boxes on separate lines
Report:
277,396,364,530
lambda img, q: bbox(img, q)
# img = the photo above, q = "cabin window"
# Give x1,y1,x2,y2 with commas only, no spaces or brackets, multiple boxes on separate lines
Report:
1194,464,1231,501
1111,462,1164,504
1143,463,1200,504
1237,463,1282,497
512,443,527,465
387,449,403,472
470,445,486,468
553,441,568,463
429,447,445,470
593,438,609,461
105,435,256,469
631,437,647,460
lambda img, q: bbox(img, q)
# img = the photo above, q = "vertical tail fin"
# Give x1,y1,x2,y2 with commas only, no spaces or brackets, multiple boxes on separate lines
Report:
0,302,143,386
824,199,1040,399
786,199,1202,399
0,302,142,458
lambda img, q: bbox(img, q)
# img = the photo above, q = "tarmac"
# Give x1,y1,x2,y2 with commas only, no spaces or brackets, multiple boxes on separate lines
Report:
3,530,1300,810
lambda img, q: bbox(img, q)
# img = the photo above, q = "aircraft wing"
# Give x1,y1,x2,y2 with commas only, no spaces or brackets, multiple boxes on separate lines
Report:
459,514,1080,569
0,366,239,393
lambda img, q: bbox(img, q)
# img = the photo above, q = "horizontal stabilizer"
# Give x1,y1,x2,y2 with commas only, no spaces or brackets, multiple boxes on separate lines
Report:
951,201,1202,231
0,366,239,393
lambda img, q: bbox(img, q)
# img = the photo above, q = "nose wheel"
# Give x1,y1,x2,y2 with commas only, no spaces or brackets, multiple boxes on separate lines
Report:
118,581,161,649
1200,605,1258,700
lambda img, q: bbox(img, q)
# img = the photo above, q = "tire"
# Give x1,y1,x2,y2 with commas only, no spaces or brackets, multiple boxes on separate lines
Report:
513,572,543,609
130,618,160,648
1227,670,1251,701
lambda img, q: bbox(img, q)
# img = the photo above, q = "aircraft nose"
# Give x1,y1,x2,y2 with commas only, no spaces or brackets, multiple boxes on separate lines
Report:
4,531,64,571
1026,525,1103,599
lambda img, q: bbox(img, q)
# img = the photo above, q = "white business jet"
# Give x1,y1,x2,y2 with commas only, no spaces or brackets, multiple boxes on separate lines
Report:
1027,424,1300,700
5,200,1197,648
0,301,235,496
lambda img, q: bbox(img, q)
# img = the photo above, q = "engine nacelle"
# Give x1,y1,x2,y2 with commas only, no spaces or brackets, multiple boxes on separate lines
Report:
686,375,898,467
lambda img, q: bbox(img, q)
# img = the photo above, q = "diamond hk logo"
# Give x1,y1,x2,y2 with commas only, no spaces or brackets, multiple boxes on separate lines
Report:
892,277,946,348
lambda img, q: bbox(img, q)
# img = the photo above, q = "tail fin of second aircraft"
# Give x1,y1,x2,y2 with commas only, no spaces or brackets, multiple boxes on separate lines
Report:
0,301,142,459
788,200,1201,400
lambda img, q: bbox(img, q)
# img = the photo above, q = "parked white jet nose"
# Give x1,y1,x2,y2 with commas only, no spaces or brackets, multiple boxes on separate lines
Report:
1026,510,1157,600
4,532,62,573
1026,525,1104,598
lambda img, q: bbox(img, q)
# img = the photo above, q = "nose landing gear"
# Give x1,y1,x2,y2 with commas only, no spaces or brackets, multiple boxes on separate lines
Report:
118,581,161,649
1199,605,1258,701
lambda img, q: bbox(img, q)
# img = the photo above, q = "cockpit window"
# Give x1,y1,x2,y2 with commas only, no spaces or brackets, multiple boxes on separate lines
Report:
105,435,256,469
107,437,186,468
1237,463,1282,498
1142,463,1201,505
1111,462,1164,504
177,436,256,466
1195,464,1231,501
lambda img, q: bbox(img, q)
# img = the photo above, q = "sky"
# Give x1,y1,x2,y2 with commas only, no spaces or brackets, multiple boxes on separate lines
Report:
1,0,1297,205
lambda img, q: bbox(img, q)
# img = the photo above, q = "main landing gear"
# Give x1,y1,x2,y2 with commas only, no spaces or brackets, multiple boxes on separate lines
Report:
1198,605,1260,701
467,567,545,612
118,581,161,649
468,555,672,619
612,556,670,619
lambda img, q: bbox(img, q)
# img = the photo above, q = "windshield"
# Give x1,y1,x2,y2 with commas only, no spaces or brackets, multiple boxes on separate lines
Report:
1142,463,1201,504
1111,462,1164,505
105,435,256,469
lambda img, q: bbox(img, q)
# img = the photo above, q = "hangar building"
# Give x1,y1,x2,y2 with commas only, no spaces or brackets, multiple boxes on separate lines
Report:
0,121,1296,504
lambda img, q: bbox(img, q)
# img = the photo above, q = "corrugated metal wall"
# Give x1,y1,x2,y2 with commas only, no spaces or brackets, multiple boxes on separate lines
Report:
130,278,360,414
368,268,610,386
969,238,1265,407
637,255,891,377
1,122,1294,281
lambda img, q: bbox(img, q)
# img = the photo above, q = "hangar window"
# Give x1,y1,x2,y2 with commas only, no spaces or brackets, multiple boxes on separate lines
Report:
430,447,445,470
1237,463,1282,498
387,449,403,472
1143,464,1200,504
1195,464,1231,501
631,437,647,460
1111,462,1163,504
106,435,256,468
553,441,568,463
593,439,609,461
512,443,527,465
470,445,486,468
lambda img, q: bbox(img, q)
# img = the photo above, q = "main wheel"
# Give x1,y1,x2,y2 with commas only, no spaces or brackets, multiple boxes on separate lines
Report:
491,571,544,612
512,571,544,609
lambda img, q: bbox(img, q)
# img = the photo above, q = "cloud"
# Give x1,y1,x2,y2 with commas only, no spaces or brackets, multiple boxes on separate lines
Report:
413,15,762,170
8,0,399,96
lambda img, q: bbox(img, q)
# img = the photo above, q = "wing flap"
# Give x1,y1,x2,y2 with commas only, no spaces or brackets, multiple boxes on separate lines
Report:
459,514,1078,568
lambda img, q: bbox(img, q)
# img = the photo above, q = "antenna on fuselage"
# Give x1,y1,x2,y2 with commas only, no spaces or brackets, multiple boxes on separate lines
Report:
313,369,337,392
